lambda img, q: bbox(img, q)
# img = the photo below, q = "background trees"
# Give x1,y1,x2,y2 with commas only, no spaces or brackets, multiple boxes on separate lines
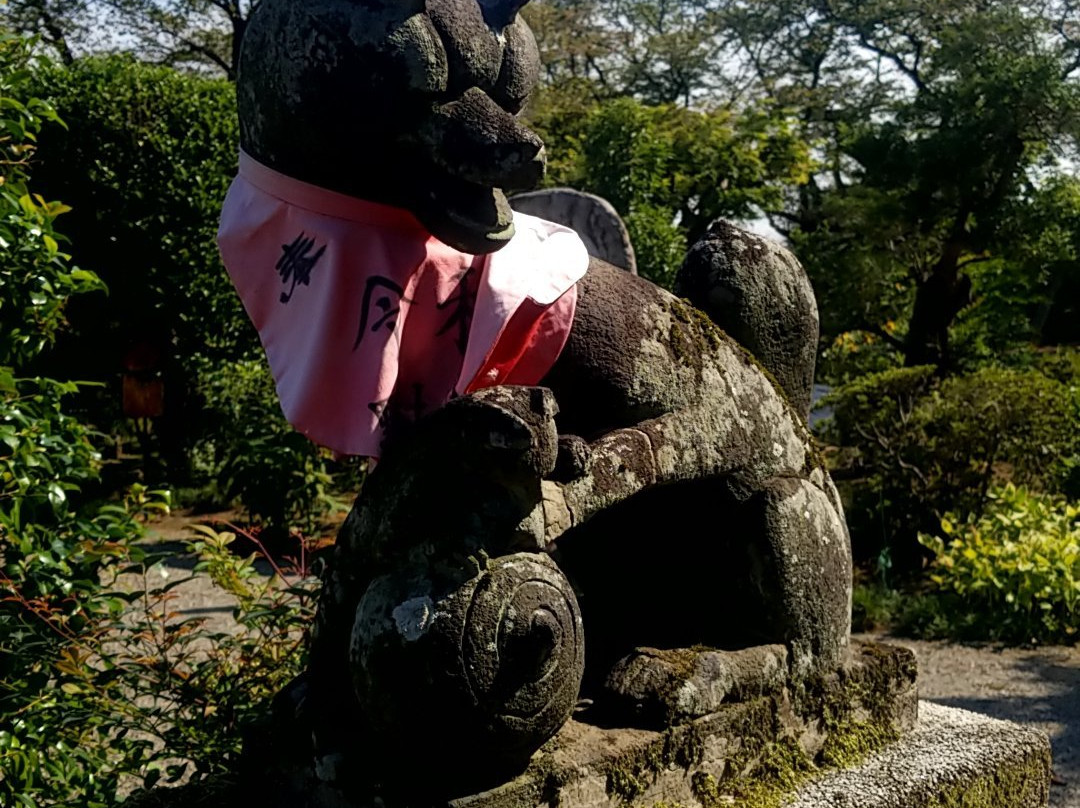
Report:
531,0,1080,372
1,0,257,76
792,1,1080,371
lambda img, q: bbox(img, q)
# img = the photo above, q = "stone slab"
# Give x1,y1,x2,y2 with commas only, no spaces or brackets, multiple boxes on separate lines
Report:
452,642,919,808
785,701,1051,808
126,644,1051,808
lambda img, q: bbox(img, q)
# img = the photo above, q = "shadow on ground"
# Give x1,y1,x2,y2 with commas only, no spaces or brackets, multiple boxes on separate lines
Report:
877,635,1080,808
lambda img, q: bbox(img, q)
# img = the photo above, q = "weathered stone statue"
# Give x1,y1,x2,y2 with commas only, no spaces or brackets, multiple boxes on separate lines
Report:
228,0,849,796
204,2,1049,807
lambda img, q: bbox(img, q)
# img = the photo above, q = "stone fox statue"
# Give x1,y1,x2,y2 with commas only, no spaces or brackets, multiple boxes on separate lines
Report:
225,0,852,798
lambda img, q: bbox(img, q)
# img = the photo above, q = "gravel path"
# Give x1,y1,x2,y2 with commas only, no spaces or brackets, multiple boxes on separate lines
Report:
862,633,1080,808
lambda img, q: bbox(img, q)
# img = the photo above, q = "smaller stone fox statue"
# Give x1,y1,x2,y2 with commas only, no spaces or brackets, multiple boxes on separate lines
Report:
220,0,852,799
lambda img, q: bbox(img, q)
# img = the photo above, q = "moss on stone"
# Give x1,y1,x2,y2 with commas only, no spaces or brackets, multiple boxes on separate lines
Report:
668,297,724,355
728,736,815,808
819,713,899,769
852,644,918,720
640,646,714,717
604,721,709,804
689,714,898,808
680,649,910,808
608,763,648,803
672,723,707,769
666,296,827,476
533,754,574,808
664,298,711,384
554,644,913,808
794,643,915,733
923,754,1051,808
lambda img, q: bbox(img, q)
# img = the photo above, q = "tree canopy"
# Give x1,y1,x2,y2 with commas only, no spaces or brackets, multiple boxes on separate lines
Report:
1,0,257,77
5,0,1080,371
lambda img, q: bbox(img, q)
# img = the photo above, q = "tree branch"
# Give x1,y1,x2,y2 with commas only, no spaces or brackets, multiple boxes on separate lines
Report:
851,29,926,92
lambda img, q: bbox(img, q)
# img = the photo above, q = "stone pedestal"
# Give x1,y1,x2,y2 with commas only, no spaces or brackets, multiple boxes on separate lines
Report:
124,642,1051,808
452,641,919,808
787,702,1050,808
445,643,1048,808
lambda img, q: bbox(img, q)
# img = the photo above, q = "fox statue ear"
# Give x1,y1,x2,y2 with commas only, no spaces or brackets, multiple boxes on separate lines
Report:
477,0,531,30
494,16,540,114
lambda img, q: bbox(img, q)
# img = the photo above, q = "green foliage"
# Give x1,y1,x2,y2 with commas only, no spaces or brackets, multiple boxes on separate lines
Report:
531,94,811,286
2,521,317,807
917,485,1080,644
0,485,169,808
821,363,1080,571
784,0,1080,371
111,525,316,789
0,2,91,64
22,52,359,530
0,32,119,675
1,39,318,806
850,581,905,634
0,35,159,805
0,36,103,369
193,357,338,534
23,54,250,481
29,54,244,362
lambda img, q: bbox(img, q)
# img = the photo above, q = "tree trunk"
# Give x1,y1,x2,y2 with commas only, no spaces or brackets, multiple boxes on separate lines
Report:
229,15,248,81
902,241,972,369
38,4,75,65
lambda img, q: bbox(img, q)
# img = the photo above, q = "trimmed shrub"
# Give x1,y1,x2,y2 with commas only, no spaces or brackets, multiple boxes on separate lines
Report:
821,363,1080,572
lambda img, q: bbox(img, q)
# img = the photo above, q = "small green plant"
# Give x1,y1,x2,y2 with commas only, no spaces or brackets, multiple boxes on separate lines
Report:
116,524,319,791
2,516,318,807
918,484,1080,644
193,357,338,534
850,581,904,634
0,40,320,805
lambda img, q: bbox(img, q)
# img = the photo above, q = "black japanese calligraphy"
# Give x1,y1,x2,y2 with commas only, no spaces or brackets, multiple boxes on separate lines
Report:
436,267,477,355
355,276,410,349
277,232,327,304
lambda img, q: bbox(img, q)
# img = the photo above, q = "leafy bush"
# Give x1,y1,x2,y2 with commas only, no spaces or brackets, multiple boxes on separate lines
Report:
28,54,245,363
1,39,318,806
2,520,317,807
530,93,811,287
104,526,317,795
0,34,157,805
916,485,1080,644
1036,348,1080,498
1,484,167,808
24,54,249,483
821,363,1080,572
192,357,338,534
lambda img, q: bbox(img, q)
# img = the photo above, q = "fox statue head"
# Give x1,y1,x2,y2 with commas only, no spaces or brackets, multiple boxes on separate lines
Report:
237,0,544,254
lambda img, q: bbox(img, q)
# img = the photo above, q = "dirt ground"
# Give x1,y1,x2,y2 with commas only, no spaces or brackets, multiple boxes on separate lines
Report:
142,513,1080,806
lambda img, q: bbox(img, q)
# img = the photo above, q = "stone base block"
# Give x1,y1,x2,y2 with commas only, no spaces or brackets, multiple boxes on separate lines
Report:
787,701,1051,808
124,643,1050,808
453,642,920,808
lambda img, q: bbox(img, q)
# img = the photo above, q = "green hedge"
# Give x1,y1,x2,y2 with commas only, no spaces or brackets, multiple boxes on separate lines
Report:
821,359,1080,572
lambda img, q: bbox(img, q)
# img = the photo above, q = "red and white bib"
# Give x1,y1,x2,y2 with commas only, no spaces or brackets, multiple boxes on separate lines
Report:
217,153,588,457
